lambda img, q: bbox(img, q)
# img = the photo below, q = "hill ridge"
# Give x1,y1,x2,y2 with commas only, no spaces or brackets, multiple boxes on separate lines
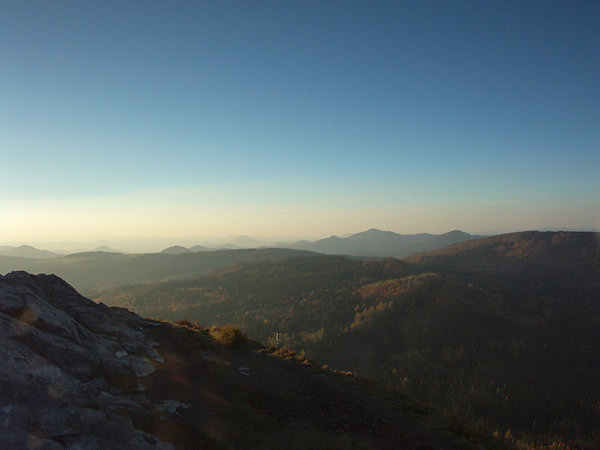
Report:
276,229,483,257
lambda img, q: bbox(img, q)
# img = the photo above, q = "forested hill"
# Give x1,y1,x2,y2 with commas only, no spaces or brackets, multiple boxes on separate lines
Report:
96,256,415,321
95,231,600,447
406,231,600,293
0,248,317,294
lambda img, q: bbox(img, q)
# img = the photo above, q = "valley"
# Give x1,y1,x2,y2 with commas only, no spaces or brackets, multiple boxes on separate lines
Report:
94,231,600,447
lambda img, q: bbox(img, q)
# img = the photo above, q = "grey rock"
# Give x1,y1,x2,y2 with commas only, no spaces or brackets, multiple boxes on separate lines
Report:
90,419,134,444
27,436,64,449
130,356,156,377
101,358,138,391
106,397,147,414
0,426,29,448
64,435,115,449
108,386,124,396
83,377,109,393
0,271,172,448
156,399,191,414
70,407,107,427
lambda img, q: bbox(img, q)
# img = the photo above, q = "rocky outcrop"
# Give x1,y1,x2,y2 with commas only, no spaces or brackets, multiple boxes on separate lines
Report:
0,271,171,449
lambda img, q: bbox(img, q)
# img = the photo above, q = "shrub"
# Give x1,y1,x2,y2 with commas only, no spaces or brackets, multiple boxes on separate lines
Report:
209,325,246,349
174,319,193,327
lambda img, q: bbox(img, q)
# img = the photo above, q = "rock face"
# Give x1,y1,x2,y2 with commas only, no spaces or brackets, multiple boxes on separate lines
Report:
0,271,171,449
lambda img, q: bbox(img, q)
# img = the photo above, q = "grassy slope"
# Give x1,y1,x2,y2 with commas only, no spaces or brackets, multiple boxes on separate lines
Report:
138,320,504,448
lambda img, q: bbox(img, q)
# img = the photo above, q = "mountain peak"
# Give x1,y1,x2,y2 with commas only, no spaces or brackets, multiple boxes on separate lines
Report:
347,228,396,240
228,235,263,247
161,245,190,254
442,229,467,236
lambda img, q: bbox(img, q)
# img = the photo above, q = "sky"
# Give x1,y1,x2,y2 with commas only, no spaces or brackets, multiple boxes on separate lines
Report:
1,1,599,249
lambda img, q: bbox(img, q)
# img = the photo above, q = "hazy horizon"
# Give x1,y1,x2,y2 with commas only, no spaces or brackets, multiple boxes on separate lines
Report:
2,2,598,244
2,226,600,254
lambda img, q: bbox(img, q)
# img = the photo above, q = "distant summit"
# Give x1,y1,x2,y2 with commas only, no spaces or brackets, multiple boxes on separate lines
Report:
93,245,122,253
161,245,213,254
188,244,212,252
346,228,414,240
161,245,191,254
226,235,265,248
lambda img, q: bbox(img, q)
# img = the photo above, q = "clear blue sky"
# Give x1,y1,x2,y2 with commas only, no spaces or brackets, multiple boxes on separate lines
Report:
1,1,598,246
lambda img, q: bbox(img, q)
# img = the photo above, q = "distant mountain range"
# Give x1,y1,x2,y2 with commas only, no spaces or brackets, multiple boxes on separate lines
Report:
159,229,484,257
160,236,267,253
275,229,485,257
161,244,213,254
0,244,125,258
2,229,483,259
0,245,63,259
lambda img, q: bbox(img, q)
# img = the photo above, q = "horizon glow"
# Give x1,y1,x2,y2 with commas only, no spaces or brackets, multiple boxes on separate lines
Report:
1,1,599,248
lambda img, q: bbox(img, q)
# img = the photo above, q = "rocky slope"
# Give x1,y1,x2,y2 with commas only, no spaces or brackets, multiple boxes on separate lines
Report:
0,271,501,449
0,271,171,448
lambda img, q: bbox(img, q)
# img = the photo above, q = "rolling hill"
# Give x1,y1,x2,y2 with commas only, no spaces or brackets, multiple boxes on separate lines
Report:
160,245,192,254
0,244,63,259
405,230,600,302
160,245,215,254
